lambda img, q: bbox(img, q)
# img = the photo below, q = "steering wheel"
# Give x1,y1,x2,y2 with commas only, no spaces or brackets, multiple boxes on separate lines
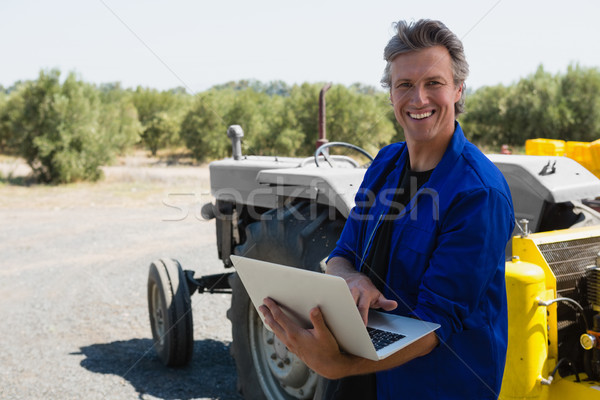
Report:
314,141,374,167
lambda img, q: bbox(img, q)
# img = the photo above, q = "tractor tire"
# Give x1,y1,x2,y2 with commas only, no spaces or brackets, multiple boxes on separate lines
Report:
147,258,194,367
227,202,344,400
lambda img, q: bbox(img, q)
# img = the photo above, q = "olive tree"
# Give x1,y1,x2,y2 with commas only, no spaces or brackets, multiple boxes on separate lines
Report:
8,70,112,183
324,84,396,156
97,83,142,154
180,90,232,162
558,65,600,142
132,86,189,155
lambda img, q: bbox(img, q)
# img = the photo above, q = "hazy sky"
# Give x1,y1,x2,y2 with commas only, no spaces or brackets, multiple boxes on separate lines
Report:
2,0,599,93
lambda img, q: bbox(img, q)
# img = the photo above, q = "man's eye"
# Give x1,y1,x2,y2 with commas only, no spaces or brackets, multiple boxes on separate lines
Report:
396,82,411,89
428,81,442,86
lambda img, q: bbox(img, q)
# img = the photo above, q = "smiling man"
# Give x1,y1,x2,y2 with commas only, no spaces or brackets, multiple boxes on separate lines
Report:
389,44,462,171
260,19,515,399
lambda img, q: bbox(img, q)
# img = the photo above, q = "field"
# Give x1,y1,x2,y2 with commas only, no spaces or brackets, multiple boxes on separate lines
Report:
0,154,242,400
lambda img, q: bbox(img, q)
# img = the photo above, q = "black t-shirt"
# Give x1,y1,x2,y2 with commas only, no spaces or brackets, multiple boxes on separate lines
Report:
319,159,433,400
362,161,433,292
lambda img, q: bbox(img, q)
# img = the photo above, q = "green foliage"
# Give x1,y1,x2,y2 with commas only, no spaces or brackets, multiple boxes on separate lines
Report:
180,90,232,162
179,82,394,160
461,84,510,145
558,64,600,142
287,83,321,152
97,83,142,153
503,66,568,142
2,65,600,184
0,70,144,183
224,89,272,155
211,79,292,97
461,64,600,147
226,88,309,157
266,95,305,156
324,85,395,156
0,88,18,153
131,86,189,155
6,70,109,183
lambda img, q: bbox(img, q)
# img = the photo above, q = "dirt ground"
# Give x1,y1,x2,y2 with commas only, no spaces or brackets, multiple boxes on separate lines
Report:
0,155,243,400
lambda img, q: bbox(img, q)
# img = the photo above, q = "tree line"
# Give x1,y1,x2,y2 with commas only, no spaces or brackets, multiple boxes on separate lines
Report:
1,65,599,183
461,65,600,147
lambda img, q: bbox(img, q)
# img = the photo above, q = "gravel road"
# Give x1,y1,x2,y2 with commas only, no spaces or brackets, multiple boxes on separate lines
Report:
0,160,243,400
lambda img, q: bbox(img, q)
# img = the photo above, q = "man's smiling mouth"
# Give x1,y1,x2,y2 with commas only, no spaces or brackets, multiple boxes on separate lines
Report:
409,111,435,120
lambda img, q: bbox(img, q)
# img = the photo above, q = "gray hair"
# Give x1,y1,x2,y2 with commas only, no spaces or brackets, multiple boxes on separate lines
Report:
381,19,469,115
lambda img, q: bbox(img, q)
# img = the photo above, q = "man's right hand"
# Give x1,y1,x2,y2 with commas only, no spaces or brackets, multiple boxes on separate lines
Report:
326,256,398,325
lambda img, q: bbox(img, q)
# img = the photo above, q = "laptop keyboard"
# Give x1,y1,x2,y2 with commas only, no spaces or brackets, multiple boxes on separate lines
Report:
367,327,406,351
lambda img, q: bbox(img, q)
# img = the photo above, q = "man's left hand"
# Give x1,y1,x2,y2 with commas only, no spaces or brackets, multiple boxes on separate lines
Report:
259,297,353,380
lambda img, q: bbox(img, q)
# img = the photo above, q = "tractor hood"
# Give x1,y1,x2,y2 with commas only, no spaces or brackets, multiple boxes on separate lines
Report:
256,167,365,218
487,154,600,203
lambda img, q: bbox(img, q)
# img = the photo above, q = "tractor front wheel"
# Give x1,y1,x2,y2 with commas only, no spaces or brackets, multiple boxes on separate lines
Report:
147,258,194,366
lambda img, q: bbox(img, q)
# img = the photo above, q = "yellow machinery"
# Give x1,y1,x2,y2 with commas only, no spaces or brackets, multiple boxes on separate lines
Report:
526,138,600,178
525,139,566,157
501,226,600,399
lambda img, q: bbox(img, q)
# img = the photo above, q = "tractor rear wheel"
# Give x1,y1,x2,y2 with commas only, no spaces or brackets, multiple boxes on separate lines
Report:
227,202,344,400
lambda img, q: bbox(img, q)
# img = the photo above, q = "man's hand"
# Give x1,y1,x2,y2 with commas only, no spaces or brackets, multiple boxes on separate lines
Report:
326,257,398,325
259,298,353,380
259,291,438,380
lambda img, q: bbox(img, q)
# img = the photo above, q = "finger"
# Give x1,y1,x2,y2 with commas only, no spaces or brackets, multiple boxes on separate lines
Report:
259,304,285,334
349,286,361,305
263,297,287,320
376,296,398,311
349,287,368,324
357,296,371,326
309,307,338,345
260,299,291,334
262,297,299,334
309,307,327,332
262,297,278,309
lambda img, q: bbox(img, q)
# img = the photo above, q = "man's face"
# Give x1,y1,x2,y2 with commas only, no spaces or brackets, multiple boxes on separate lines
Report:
389,45,462,146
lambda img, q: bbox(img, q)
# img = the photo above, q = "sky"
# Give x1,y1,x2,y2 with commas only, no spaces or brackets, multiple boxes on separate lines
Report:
2,0,600,94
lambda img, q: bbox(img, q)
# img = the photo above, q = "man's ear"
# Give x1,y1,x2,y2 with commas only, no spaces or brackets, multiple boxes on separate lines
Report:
454,82,464,102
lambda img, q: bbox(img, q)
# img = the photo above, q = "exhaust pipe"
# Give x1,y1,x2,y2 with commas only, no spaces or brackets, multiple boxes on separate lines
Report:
316,83,332,150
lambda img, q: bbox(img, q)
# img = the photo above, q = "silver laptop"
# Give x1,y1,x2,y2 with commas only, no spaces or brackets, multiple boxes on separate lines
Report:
230,255,440,361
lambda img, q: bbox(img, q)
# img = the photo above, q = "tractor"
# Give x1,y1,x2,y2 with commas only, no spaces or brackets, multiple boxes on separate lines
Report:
147,86,600,400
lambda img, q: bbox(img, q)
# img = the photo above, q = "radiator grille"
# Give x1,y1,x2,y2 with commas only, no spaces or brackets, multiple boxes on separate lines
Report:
537,237,600,296
588,267,600,309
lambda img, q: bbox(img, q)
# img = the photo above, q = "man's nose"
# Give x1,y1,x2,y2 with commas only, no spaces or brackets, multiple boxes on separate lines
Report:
410,85,427,107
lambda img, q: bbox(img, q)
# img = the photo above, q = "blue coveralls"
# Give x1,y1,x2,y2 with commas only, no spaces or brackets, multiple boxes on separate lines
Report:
328,122,515,399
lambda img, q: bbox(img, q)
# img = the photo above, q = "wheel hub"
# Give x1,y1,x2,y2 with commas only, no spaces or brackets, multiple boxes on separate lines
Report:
249,306,317,400
151,285,165,346
259,327,317,399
